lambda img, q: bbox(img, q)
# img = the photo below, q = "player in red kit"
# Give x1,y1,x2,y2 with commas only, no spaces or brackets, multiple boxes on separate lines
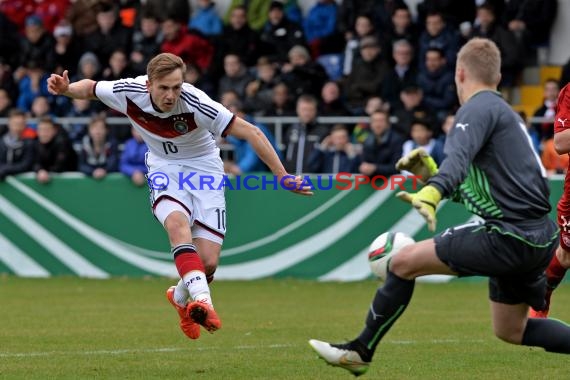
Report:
530,83,570,318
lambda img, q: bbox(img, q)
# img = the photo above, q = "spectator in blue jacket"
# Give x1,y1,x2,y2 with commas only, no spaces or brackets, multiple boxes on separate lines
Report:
120,127,148,186
416,47,457,123
189,0,223,37
303,0,338,56
16,61,51,113
220,91,279,174
417,11,460,74
307,124,359,174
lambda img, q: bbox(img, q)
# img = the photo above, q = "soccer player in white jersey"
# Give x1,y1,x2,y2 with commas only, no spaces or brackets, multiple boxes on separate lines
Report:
47,53,312,339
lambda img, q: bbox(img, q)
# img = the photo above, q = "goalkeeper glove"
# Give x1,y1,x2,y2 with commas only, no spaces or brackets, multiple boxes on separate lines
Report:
395,148,439,184
397,185,442,232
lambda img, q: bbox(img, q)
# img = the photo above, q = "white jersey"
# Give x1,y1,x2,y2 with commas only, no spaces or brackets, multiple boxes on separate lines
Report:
94,75,235,168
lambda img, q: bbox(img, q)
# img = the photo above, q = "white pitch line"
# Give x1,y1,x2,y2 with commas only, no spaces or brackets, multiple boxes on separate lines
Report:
0,344,296,358
0,340,488,359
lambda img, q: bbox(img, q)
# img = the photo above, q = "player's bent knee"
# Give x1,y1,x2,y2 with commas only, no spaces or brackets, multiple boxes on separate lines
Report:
389,245,420,279
493,327,524,345
201,257,219,276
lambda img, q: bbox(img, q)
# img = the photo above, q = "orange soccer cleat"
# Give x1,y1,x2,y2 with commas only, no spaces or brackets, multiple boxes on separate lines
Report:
186,300,222,333
166,286,201,339
529,288,552,319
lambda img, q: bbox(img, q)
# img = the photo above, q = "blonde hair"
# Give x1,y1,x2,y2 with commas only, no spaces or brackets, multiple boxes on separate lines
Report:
457,38,501,86
147,53,186,82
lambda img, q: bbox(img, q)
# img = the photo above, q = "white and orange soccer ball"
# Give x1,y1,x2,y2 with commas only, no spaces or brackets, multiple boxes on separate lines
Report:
368,232,415,280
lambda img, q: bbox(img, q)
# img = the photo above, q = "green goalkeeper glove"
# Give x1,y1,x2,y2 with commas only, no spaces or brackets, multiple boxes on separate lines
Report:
396,185,442,232
396,148,439,184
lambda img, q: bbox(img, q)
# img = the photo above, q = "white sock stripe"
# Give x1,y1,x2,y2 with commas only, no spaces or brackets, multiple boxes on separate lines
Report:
171,244,197,256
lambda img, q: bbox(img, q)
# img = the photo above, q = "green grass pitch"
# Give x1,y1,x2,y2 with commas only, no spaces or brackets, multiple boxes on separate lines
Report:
0,277,568,379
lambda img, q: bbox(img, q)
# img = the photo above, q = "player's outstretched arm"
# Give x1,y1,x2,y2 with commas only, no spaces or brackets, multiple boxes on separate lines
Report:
47,70,98,100
227,117,313,196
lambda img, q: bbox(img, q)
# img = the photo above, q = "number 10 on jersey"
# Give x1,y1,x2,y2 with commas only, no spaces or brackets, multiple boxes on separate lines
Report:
162,141,178,154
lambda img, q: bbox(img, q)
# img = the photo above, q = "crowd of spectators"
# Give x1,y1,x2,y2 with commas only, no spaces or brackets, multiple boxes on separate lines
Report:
0,0,565,184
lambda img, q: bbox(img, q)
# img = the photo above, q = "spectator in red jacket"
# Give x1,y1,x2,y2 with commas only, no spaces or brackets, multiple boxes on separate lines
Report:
161,17,214,73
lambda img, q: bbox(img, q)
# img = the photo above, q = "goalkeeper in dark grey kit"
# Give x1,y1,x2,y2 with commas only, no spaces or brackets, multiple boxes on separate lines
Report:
309,38,570,377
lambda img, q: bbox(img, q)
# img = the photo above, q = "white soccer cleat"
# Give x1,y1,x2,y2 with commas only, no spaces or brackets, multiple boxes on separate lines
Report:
308,339,370,377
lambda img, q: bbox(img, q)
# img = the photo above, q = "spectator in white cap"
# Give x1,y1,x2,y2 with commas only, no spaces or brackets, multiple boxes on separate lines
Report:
53,21,80,77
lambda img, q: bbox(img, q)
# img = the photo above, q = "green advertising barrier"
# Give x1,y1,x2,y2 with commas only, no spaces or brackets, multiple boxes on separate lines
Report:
0,173,564,281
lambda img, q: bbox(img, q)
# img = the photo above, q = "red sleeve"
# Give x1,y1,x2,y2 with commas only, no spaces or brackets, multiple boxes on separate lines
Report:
554,84,570,134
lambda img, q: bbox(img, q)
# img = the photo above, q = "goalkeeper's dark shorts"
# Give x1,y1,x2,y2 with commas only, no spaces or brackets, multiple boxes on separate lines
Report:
434,216,558,311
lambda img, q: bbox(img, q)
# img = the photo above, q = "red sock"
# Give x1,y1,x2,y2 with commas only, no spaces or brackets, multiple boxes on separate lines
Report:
546,254,568,289
172,244,204,277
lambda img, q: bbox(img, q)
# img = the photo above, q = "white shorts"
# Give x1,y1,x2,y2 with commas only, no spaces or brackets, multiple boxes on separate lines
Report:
147,155,226,242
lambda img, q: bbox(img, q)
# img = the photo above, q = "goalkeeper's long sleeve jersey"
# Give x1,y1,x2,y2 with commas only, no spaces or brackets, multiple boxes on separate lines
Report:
428,90,551,222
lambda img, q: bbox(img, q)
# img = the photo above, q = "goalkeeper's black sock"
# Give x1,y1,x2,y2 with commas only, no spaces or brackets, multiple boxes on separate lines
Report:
355,271,415,361
522,318,570,353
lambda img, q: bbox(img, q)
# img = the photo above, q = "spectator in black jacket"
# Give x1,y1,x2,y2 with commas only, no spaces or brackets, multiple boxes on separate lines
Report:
218,5,260,68
18,15,56,74
281,45,328,100
469,3,524,87
383,5,419,61
0,109,36,181
503,0,557,48
359,109,405,178
83,3,133,66
130,9,163,76
259,1,306,65
77,115,119,179
284,94,329,174
417,47,457,123
381,39,418,109
53,21,81,78
34,116,77,184
344,35,390,114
